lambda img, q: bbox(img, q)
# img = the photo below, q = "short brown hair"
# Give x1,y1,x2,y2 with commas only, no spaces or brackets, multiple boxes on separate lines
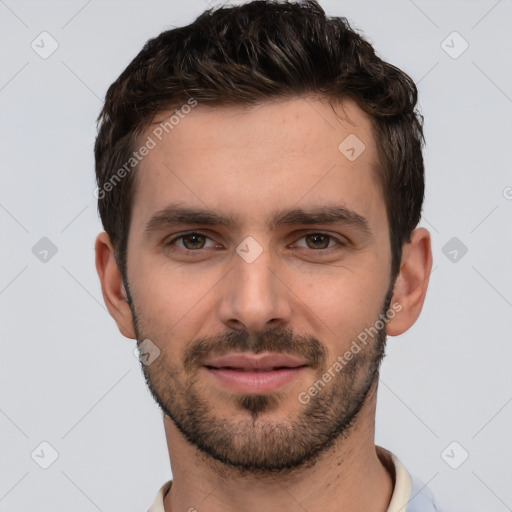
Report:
95,0,425,282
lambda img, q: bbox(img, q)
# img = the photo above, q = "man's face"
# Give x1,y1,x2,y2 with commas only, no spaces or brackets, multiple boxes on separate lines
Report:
125,97,394,474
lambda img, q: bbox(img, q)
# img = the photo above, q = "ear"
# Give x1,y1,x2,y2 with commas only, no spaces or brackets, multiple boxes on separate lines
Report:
95,232,136,339
386,227,433,336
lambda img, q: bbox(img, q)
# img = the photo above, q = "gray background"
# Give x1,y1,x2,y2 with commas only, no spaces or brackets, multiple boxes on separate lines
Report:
1,0,511,510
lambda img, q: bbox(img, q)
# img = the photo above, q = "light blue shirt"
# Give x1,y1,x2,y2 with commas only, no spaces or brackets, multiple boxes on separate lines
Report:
409,474,440,511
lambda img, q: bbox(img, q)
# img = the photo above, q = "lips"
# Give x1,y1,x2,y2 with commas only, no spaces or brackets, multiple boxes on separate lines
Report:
203,353,309,393
203,352,308,372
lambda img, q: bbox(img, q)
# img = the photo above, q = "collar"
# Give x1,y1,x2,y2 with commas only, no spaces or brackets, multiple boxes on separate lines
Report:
147,446,413,512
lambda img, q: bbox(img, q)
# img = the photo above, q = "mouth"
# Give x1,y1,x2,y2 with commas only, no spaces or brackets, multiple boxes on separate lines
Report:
202,352,309,393
205,365,306,372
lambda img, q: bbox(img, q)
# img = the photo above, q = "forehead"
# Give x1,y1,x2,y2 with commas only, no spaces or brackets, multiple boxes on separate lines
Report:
130,96,385,235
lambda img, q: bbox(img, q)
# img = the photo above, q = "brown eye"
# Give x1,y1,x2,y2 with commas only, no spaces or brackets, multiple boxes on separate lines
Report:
166,232,217,252
304,233,332,249
180,233,207,250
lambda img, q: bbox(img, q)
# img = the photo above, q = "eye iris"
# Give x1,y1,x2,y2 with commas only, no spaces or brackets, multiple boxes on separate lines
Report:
183,233,205,250
306,234,329,249
179,234,332,250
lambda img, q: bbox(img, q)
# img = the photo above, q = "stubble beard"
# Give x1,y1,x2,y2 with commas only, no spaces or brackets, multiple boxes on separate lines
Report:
130,288,393,478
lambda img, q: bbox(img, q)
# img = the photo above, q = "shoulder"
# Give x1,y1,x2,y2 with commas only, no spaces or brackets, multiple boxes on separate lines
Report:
406,474,440,512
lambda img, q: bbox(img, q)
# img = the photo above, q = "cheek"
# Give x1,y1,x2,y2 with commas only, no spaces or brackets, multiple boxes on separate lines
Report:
131,260,221,333
303,262,385,307
299,270,388,345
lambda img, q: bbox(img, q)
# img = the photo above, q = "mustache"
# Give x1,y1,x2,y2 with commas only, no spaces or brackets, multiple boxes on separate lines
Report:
183,326,327,372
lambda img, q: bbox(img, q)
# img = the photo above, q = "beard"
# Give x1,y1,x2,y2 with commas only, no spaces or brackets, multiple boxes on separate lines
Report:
129,285,394,478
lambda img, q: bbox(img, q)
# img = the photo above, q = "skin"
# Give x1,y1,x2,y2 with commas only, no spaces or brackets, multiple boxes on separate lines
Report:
95,96,432,512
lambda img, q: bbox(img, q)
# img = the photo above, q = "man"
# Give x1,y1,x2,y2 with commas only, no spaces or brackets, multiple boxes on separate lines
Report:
94,1,437,510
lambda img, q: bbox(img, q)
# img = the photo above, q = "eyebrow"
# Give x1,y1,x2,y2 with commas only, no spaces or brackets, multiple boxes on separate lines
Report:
144,203,372,237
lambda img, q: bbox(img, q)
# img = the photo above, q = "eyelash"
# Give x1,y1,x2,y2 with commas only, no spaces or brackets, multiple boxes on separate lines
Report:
164,231,347,255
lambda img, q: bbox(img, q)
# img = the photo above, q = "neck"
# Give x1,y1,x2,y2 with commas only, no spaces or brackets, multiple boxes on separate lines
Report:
162,382,393,512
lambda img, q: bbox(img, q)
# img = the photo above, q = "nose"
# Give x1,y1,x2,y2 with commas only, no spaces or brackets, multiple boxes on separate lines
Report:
217,241,293,333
